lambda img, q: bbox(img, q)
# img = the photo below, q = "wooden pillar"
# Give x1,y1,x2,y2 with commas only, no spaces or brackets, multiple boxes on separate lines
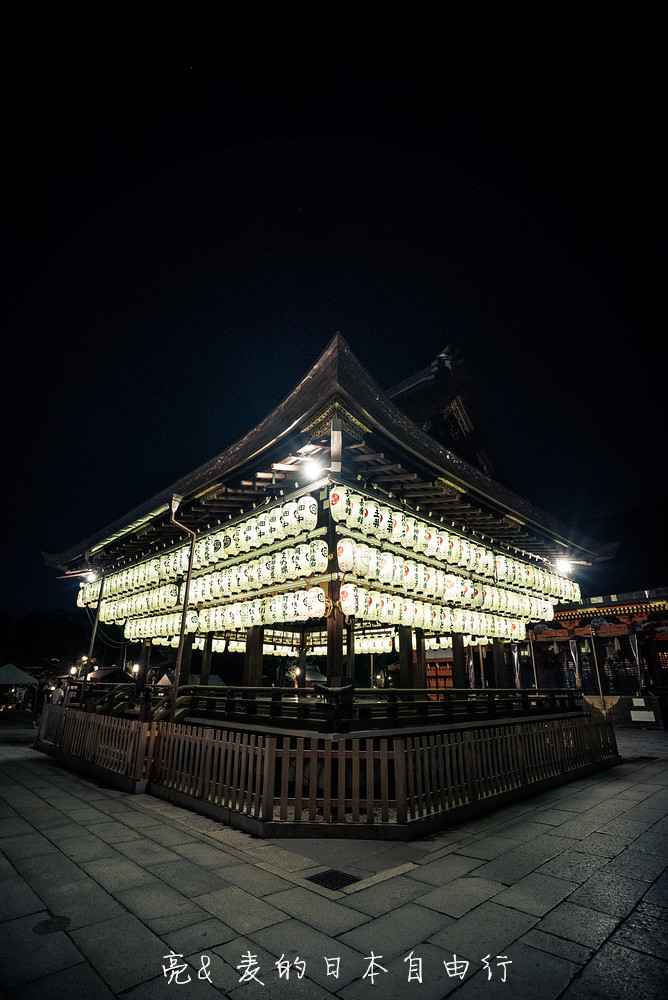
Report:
451,633,468,688
643,635,664,688
137,638,151,693
243,626,264,687
345,619,355,680
326,579,344,681
492,639,513,688
398,625,414,689
414,628,427,691
200,633,213,686
176,633,194,688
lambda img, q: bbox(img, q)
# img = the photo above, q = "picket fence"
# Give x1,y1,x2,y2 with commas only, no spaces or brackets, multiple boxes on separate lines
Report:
38,705,619,837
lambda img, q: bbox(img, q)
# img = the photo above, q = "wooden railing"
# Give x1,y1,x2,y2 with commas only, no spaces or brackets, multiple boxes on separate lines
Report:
37,705,619,837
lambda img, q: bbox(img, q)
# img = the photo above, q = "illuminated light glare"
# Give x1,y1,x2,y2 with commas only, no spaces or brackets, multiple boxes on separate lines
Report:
302,460,321,481
555,559,573,575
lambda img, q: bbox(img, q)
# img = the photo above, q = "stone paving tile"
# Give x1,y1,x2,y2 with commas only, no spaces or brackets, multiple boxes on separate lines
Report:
12,850,89,887
250,917,366,988
406,852,485,885
69,912,168,994
0,872,45,921
145,858,231,896
0,832,61,862
643,870,668,907
492,872,578,916
4,963,116,1000
453,835,523,860
41,828,118,863
112,838,184,866
603,846,668,883
119,969,224,999
566,870,649,918
337,902,450,961
206,861,293,896
161,916,239,955
494,820,559,842
115,879,209,923
536,848,611,882
560,941,667,999
59,805,112,825
426,900,538,957
0,911,83,990
172,840,242,869
84,819,146,842
0,816,36,838
194,885,291,934
537,900,620,948
135,823,200,846
575,832,630,857
17,806,72,829
34,875,126,929
519,927,593,965
415,876,507,918
468,842,561,886
82,854,158,891
339,874,428,916
610,900,668,960
633,831,668,857
262,886,370,935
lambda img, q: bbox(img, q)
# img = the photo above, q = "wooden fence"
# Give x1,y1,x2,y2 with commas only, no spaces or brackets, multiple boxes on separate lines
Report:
39,705,157,781
37,706,620,837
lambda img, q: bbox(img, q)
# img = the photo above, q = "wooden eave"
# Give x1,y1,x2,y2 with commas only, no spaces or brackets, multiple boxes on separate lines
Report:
43,334,616,575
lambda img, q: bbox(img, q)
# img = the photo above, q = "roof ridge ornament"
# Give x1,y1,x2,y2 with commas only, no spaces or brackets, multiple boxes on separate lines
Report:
302,397,371,443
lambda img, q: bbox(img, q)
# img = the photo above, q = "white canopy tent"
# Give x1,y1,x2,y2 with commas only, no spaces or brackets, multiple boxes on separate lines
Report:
0,663,38,686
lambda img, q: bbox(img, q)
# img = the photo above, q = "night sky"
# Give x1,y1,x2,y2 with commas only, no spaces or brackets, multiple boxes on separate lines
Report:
3,11,665,619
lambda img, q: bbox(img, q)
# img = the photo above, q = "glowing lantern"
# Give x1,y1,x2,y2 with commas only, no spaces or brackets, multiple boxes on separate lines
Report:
306,586,326,618
361,498,380,535
379,593,394,624
329,485,349,522
244,518,259,550
377,504,393,538
416,562,428,593
413,521,429,553
294,590,310,621
340,583,360,616
272,552,287,583
378,551,394,584
268,505,286,541
256,510,271,545
337,537,356,573
391,508,407,544
354,543,371,578
391,554,405,589
246,560,260,590
294,543,311,576
296,495,318,532
308,539,329,574
281,501,299,537
403,560,417,590
367,547,382,580
444,574,464,602
367,590,383,621
400,599,414,626
222,527,238,558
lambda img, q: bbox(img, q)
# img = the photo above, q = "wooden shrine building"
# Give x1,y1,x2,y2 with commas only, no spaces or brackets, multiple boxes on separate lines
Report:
45,335,615,696
39,336,624,838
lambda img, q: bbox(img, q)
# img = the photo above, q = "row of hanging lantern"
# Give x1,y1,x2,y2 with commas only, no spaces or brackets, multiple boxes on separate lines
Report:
84,495,321,602
336,536,554,618
330,485,580,602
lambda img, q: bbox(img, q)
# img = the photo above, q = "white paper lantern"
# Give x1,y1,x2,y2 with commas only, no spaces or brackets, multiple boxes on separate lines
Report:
246,560,260,590
293,590,310,621
392,554,405,589
377,504,393,539
367,547,382,580
361,498,380,535
378,551,394,584
366,590,383,621
308,539,329,574
268,505,286,541
244,517,259,550
340,583,360,616
337,536,356,573
296,495,318,532
272,551,287,583
280,501,299,537
354,543,371,578
403,560,417,589
329,485,349,523
294,543,311,577
391,508,407,544
306,586,326,619
444,573,464,602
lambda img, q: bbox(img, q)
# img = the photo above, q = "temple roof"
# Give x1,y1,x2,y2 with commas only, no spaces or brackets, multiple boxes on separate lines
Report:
44,334,616,575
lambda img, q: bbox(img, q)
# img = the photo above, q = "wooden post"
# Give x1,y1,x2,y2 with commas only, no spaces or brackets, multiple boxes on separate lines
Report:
346,618,355,680
178,633,194,686
414,628,427,691
200,632,213,686
492,639,513,688
243,626,264,687
398,625,414,689
451,633,468,687
326,579,343,681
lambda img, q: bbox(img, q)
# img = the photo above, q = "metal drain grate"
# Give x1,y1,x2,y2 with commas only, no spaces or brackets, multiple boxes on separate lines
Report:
306,869,361,890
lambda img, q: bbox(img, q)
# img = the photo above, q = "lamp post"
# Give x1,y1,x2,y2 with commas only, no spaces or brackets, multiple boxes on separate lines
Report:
80,571,105,708
169,494,197,723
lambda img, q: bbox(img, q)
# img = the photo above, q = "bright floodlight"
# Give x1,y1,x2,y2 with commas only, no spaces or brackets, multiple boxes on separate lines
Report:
302,460,321,481
86,572,98,583
556,559,573,575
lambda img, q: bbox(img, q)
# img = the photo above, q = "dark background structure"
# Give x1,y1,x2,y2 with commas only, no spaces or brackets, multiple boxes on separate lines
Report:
2,10,665,626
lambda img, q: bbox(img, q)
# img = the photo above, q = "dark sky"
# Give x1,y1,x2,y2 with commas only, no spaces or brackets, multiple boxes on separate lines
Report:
2,11,666,618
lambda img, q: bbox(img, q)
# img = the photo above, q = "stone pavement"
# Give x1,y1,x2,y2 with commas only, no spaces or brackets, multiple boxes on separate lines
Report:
1,713,666,999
